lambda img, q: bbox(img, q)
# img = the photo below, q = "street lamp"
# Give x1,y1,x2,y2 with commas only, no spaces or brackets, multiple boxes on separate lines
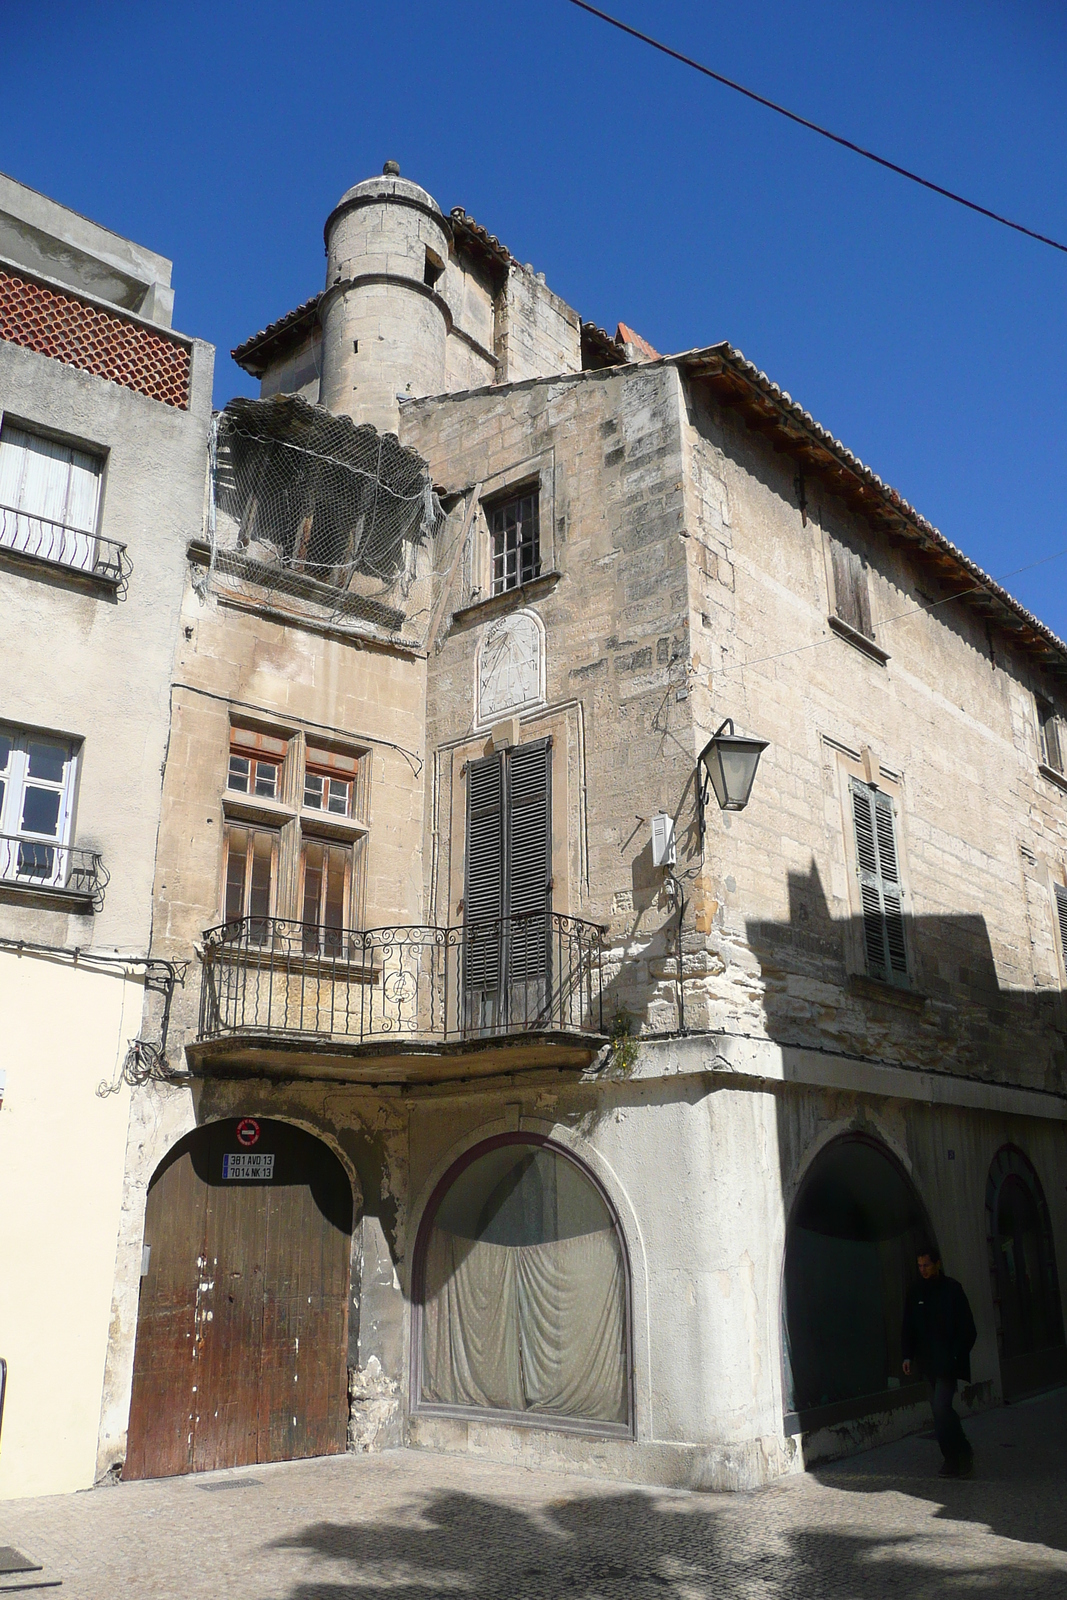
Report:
698,718,768,820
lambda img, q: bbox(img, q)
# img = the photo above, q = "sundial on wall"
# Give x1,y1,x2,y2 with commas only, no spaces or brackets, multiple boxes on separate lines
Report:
476,610,545,724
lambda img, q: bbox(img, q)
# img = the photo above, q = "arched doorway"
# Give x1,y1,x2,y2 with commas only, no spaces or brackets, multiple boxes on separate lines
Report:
986,1145,1067,1401
125,1118,353,1480
783,1133,931,1429
412,1135,632,1434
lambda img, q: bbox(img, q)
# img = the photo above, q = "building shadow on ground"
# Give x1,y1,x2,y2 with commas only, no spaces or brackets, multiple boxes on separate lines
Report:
813,1383,1067,1557
272,1475,1067,1600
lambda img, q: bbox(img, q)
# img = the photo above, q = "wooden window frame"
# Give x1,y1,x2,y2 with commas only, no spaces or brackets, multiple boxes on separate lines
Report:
221,721,368,943
1036,695,1064,776
832,745,913,989
849,776,909,988
0,418,106,573
488,486,541,597
222,823,279,938
298,836,353,954
0,723,79,888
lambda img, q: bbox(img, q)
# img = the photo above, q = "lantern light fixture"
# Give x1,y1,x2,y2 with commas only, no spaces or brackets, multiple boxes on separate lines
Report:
698,718,768,823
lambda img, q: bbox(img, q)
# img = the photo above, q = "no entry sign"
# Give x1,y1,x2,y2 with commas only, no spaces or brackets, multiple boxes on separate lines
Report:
236,1117,261,1148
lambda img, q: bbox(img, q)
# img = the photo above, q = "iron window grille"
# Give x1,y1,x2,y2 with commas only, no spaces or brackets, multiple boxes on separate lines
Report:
489,489,540,595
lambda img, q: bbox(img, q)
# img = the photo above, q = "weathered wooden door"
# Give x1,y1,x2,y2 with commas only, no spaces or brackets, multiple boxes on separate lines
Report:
124,1118,352,1480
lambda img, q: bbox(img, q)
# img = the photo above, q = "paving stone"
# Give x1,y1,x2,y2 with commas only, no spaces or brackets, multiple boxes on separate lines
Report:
0,1392,1064,1600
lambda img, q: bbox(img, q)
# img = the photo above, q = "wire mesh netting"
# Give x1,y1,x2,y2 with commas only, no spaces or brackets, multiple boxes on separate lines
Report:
208,394,443,638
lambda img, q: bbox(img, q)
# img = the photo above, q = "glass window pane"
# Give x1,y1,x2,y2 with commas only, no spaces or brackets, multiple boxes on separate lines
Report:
421,1143,627,1425
326,777,350,816
26,740,66,784
324,848,346,930
302,841,324,927
21,786,62,837
253,759,278,799
228,754,250,792
224,828,248,922
304,771,325,810
248,833,273,922
0,734,12,773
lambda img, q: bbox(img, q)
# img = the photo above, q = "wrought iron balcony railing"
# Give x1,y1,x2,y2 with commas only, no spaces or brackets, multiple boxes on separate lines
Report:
0,505,127,585
0,834,105,904
198,913,605,1045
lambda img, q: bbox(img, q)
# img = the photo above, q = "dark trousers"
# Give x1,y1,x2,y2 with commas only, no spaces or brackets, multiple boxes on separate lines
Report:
930,1376,970,1463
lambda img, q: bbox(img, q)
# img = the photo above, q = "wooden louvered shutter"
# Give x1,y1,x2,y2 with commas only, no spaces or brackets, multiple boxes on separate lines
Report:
1055,884,1067,974
465,751,504,990
831,540,873,638
873,788,908,981
851,778,908,985
504,739,552,985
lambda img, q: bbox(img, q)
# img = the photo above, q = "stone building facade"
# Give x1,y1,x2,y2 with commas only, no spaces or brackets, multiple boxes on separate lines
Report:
5,163,1065,1498
0,174,214,1497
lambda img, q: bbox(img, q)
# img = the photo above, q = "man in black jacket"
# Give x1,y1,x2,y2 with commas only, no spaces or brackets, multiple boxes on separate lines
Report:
902,1244,978,1477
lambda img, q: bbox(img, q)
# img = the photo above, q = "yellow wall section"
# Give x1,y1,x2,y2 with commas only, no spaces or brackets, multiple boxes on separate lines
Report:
0,951,141,1499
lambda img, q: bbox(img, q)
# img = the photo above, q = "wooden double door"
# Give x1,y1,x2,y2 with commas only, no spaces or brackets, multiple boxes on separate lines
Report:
125,1118,352,1480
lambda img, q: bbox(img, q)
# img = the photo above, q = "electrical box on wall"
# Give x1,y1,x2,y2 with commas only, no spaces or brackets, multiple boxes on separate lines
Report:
651,812,676,867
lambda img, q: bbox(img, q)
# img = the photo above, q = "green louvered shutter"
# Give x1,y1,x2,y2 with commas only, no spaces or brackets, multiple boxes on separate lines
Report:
1055,884,1067,975
504,739,552,992
851,778,908,986
465,751,504,992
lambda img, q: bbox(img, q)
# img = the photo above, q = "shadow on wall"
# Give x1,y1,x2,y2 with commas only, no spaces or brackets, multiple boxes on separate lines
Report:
272,1481,1067,1599
745,862,1067,1089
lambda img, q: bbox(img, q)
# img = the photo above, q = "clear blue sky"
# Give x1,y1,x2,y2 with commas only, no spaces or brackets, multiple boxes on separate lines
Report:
8,1,1067,640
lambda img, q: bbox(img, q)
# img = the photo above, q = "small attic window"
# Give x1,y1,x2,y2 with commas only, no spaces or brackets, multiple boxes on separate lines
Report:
1036,695,1063,773
424,247,445,289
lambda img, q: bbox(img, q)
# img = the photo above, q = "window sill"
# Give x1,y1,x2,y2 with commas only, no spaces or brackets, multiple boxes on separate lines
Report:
221,791,368,838
848,973,927,1010
299,808,367,842
450,570,562,632
827,614,889,665
222,792,293,829
1038,762,1067,795
784,1381,928,1437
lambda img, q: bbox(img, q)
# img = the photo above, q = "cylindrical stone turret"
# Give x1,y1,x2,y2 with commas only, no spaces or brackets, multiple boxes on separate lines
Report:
319,164,451,433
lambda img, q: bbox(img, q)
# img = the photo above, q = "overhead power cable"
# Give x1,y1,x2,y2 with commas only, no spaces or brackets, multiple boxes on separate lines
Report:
565,0,1067,256
713,544,1067,682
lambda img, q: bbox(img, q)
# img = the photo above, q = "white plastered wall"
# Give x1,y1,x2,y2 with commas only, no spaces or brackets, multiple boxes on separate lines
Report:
0,951,141,1499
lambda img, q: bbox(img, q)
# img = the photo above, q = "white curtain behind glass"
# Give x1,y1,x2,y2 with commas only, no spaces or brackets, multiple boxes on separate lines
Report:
421,1146,628,1425
0,426,101,571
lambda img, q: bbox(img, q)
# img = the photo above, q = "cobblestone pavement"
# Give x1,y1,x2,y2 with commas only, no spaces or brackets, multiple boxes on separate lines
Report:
1,1390,1064,1599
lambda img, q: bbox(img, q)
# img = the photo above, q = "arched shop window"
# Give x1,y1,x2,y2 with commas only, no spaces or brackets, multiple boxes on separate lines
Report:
783,1133,932,1429
414,1135,631,1433
986,1145,1067,1401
